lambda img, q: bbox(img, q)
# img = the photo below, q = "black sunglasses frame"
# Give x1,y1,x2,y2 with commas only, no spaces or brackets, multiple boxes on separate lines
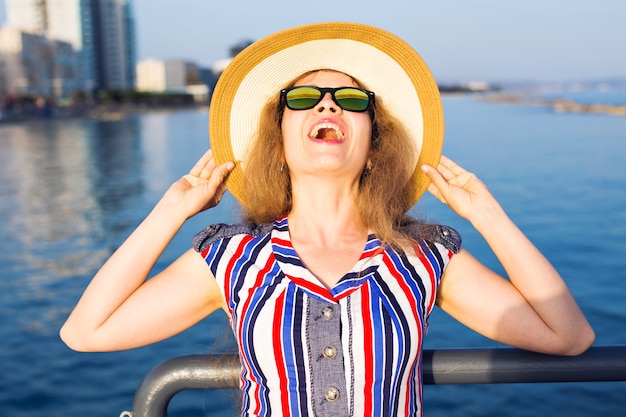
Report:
280,86,375,112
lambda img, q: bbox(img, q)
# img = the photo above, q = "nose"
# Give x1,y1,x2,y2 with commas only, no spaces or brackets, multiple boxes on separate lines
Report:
315,92,340,113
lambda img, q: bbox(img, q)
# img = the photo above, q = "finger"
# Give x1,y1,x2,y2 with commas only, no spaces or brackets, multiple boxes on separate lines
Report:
212,182,228,206
424,157,456,183
421,164,450,203
439,155,467,176
209,161,235,189
200,152,235,180
426,182,445,203
204,162,235,205
435,162,455,181
199,154,218,180
189,149,214,177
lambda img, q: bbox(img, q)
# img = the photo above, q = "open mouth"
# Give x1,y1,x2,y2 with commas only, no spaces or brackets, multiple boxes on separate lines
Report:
309,122,345,141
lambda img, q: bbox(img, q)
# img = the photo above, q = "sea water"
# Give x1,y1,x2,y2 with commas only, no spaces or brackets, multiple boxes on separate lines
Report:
0,94,625,416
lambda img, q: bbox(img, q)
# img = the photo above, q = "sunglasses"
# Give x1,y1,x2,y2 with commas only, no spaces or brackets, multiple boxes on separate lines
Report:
280,86,375,112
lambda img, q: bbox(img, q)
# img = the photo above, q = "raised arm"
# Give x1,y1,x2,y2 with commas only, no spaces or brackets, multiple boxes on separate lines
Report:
60,150,234,352
421,156,595,355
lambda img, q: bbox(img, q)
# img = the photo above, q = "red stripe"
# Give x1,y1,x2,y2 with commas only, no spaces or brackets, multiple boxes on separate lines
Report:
287,275,335,301
272,237,291,247
360,245,384,260
223,236,257,414
383,253,423,417
412,243,439,316
226,236,272,416
413,243,441,417
333,286,361,301
222,235,254,308
383,249,435,416
361,284,374,416
382,252,420,323
272,291,290,416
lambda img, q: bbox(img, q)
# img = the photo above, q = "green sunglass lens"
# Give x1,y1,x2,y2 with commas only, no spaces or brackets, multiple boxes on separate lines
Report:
284,87,371,111
285,87,322,109
335,88,370,111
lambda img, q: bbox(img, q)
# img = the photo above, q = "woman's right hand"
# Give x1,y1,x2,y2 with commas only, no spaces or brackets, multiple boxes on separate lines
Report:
162,149,235,219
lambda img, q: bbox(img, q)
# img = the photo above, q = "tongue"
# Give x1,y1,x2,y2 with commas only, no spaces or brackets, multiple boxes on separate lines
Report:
317,128,339,140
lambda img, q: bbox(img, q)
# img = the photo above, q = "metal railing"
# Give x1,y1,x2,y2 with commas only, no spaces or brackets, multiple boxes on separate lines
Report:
130,345,626,417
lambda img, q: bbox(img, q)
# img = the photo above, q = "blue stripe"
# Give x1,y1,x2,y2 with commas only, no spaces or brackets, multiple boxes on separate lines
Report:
422,240,445,278
280,284,297,417
371,295,384,417
205,236,228,277
388,247,428,322
274,253,304,267
381,308,394,417
232,235,277,415
332,266,378,296
284,288,308,417
229,234,271,307
364,234,381,250
373,269,416,415
240,270,284,416
274,216,288,230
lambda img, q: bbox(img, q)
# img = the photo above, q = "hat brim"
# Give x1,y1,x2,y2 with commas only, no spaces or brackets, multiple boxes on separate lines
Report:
209,22,444,206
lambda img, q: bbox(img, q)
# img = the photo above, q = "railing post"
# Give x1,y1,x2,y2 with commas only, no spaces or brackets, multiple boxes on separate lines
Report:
131,354,240,417
131,346,626,417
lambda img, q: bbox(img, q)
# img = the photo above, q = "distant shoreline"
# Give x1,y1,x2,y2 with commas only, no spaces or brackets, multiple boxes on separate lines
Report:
2,92,625,126
477,93,626,116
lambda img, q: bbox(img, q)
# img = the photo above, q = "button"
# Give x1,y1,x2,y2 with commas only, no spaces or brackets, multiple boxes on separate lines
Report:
205,224,220,236
323,345,337,359
324,387,340,402
321,306,335,320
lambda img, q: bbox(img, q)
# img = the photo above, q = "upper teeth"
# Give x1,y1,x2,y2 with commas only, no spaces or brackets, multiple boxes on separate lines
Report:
309,122,344,140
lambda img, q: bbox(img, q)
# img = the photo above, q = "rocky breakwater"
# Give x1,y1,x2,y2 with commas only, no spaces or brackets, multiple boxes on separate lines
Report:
479,94,626,116
550,98,626,116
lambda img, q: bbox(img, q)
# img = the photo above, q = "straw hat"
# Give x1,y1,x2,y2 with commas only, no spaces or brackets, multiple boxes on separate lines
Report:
209,22,444,205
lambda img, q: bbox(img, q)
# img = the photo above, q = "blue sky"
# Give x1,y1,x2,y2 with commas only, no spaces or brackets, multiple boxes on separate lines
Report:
2,0,625,82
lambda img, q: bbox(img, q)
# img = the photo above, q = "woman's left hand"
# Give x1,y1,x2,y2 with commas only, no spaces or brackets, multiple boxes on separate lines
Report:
421,156,500,223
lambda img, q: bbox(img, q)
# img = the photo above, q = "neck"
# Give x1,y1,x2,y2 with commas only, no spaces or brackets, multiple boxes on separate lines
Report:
288,175,367,246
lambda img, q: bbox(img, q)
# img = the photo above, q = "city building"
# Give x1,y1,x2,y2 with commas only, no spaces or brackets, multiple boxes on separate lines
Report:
3,0,136,95
0,26,77,99
92,0,136,91
136,59,209,102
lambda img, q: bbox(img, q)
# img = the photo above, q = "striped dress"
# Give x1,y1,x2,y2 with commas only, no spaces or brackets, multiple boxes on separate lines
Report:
193,216,460,417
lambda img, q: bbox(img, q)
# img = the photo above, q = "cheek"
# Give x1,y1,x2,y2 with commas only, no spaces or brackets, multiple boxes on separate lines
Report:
281,111,302,141
280,118,298,162
356,116,373,148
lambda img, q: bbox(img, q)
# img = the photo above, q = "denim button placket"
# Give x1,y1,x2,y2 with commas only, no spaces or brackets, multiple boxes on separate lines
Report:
306,298,348,416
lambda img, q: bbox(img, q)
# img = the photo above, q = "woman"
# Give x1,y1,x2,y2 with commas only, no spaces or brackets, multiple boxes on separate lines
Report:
61,23,594,416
